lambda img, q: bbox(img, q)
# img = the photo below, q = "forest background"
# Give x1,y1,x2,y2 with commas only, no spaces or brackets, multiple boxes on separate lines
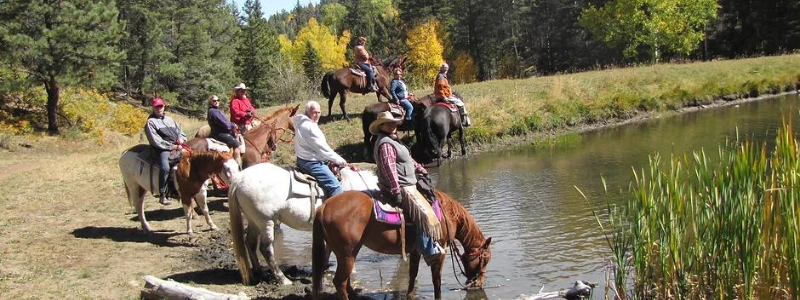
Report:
0,0,799,135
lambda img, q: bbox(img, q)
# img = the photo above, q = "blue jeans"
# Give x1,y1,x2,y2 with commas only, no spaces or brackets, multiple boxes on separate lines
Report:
416,229,440,257
399,99,413,121
297,158,342,198
358,63,375,87
156,149,170,195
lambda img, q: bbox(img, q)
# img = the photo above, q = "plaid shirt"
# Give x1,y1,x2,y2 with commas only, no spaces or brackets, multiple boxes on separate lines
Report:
378,142,427,195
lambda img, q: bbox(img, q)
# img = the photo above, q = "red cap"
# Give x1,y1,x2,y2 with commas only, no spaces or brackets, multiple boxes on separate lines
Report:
152,97,164,107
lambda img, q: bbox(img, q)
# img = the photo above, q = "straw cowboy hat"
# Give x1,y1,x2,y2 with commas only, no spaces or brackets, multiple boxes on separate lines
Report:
369,111,403,135
233,82,249,90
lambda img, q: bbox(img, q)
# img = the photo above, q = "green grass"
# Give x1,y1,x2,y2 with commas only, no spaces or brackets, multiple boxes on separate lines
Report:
586,121,800,299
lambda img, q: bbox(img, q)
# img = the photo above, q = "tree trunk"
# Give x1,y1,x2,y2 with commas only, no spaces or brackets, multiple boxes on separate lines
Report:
45,75,60,135
141,275,249,300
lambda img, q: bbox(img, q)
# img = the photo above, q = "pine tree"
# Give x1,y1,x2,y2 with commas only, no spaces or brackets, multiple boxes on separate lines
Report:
0,0,124,134
237,0,280,105
302,41,324,86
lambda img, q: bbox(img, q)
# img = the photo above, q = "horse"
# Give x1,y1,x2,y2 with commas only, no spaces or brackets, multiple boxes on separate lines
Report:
321,56,406,121
227,163,379,285
173,150,239,234
360,94,437,160
118,145,239,232
187,105,299,169
413,102,467,166
311,190,492,300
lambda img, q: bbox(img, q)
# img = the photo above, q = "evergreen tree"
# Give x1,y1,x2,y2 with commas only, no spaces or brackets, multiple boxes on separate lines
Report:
237,0,280,105
0,0,124,134
302,41,324,86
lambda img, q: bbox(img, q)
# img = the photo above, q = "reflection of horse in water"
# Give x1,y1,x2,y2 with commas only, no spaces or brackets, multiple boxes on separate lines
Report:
227,163,379,285
312,190,492,300
360,94,435,159
118,146,239,232
189,105,299,169
321,56,406,121
413,101,467,166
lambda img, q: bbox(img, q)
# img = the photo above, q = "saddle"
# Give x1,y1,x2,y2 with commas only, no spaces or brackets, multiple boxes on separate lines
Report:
288,168,326,222
434,101,458,112
350,65,379,90
204,138,230,152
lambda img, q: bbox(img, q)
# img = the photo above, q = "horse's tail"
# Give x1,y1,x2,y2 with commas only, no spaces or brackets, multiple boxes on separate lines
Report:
312,203,327,300
228,182,255,285
321,72,333,98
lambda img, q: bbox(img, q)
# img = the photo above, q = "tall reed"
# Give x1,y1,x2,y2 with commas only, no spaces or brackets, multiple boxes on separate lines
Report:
594,120,800,299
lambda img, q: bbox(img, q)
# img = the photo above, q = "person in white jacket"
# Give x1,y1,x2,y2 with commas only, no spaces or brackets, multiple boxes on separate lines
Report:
293,101,349,197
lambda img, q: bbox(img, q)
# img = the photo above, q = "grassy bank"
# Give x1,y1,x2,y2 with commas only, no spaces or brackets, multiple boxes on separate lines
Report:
293,54,800,165
589,122,800,299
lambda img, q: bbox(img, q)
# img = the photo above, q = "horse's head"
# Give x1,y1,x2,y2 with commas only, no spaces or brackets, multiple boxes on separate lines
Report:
461,237,492,289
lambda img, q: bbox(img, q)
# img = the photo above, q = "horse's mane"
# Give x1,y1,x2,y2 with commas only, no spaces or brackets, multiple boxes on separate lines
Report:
263,105,296,123
439,192,485,246
177,150,232,179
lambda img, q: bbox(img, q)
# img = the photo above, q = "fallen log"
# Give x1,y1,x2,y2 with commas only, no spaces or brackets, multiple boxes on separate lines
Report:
141,275,249,300
516,280,597,300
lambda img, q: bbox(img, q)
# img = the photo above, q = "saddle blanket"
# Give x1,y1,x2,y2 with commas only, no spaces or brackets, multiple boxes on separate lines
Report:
350,68,366,77
373,194,443,225
435,101,458,112
205,138,230,152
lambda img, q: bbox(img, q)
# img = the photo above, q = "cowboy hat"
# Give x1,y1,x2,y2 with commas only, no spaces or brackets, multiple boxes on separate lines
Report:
233,82,249,90
369,111,403,135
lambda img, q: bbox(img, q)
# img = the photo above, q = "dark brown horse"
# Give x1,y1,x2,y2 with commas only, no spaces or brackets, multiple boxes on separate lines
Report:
360,94,437,159
413,102,467,166
186,105,299,169
312,190,492,300
321,56,406,121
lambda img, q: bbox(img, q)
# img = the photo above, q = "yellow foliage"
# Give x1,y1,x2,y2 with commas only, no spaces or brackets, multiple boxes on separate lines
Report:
405,20,445,87
278,18,351,71
452,52,478,84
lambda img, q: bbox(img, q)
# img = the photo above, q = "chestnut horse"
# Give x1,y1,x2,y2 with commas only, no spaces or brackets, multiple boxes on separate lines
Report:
118,146,238,232
321,56,406,121
312,190,492,300
174,150,239,234
187,105,299,169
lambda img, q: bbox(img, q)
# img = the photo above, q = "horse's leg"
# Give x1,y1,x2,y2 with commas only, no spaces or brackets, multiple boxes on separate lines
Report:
195,187,218,231
445,134,453,158
258,220,292,285
333,253,356,300
458,126,466,155
245,225,263,276
406,252,422,298
181,198,194,234
430,255,446,300
339,91,350,121
131,183,150,232
327,92,336,119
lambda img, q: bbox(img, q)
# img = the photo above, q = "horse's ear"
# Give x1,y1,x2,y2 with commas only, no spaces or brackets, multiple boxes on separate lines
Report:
482,237,492,249
291,104,300,116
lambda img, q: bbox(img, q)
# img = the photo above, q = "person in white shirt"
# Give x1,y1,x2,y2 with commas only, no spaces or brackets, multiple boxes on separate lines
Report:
293,101,349,197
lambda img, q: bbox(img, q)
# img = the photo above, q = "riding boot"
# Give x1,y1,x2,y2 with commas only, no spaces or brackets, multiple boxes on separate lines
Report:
463,114,472,127
159,192,171,206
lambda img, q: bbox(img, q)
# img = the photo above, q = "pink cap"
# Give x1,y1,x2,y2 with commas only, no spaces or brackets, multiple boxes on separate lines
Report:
152,97,164,107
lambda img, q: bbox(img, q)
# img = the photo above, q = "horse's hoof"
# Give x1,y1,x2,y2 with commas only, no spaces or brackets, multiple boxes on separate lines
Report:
279,277,293,285
210,225,219,231
187,230,194,235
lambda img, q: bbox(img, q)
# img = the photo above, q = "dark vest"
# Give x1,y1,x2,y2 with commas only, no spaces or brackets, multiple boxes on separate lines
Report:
374,134,417,191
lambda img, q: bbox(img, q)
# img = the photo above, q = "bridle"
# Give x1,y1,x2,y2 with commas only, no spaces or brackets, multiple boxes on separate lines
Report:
242,119,294,163
449,241,489,289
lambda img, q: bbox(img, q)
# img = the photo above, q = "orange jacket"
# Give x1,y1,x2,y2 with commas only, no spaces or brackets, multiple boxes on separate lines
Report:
433,73,451,99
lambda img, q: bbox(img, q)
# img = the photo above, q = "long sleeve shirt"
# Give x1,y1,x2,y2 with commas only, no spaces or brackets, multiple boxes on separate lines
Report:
354,45,369,64
378,141,427,196
230,95,256,126
144,114,186,151
390,79,408,103
433,72,452,99
292,115,346,165
207,106,235,135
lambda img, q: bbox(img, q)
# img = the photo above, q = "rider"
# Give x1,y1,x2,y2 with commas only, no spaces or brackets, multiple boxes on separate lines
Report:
370,111,444,265
390,69,414,130
354,36,378,92
293,100,349,198
144,97,187,206
230,82,258,133
434,63,472,126
207,95,242,166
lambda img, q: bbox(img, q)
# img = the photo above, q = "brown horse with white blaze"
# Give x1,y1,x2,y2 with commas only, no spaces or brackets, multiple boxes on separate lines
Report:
312,190,492,300
320,56,406,121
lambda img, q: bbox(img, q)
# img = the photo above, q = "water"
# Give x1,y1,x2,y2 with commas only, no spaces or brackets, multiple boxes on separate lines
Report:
273,93,800,299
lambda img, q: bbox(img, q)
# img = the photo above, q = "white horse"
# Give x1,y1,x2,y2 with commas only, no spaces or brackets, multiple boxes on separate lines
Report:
227,162,379,285
118,145,239,232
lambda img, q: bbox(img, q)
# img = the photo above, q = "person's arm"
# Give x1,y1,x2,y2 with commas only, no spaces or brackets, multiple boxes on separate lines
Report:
413,159,427,175
389,80,400,102
305,124,346,165
230,99,247,122
378,143,401,196
145,120,172,150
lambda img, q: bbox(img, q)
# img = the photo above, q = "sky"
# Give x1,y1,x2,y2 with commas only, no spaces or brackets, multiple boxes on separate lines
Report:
232,0,319,18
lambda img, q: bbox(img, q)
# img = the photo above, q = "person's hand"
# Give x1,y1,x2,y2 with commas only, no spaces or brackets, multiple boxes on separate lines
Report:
393,193,403,206
245,110,253,118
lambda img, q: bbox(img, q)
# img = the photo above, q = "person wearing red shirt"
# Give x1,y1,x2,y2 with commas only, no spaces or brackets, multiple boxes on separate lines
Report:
229,82,258,132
